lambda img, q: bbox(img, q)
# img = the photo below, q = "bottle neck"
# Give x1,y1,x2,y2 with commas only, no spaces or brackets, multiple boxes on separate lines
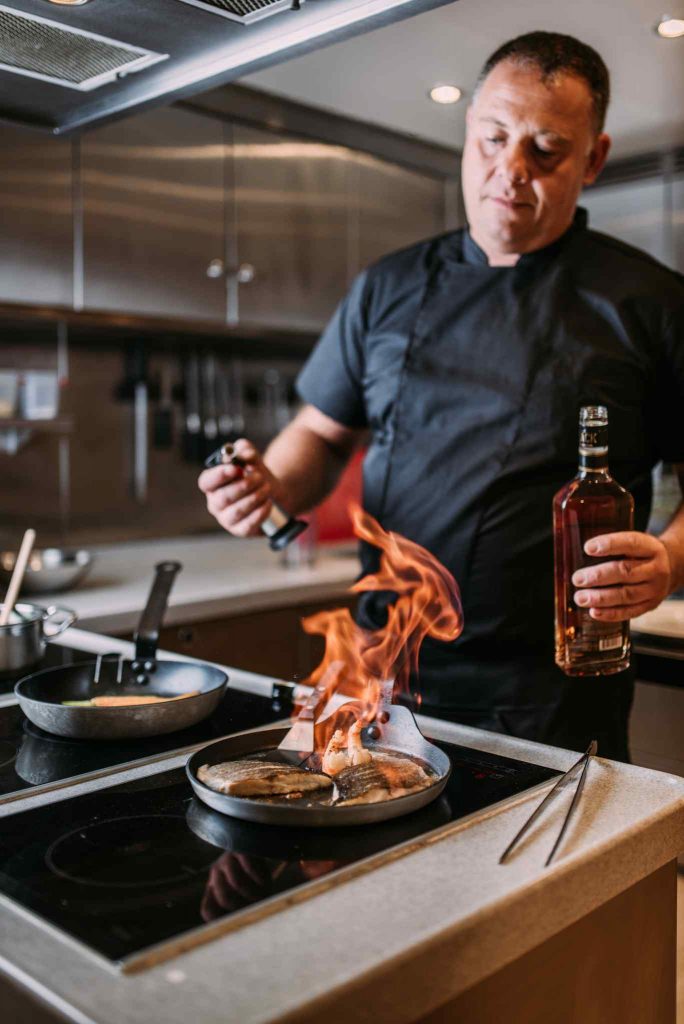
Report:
578,453,610,474
578,421,609,474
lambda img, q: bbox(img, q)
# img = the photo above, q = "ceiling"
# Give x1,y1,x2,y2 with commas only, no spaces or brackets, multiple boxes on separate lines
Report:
242,0,684,158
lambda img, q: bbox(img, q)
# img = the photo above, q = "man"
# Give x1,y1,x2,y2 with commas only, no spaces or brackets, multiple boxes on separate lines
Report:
199,32,684,761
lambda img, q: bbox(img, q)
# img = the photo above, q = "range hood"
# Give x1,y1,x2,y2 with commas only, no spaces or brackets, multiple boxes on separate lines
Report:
0,0,454,135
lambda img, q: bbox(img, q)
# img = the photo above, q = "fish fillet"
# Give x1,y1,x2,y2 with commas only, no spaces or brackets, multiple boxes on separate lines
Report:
197,759,334,797
334,752,433,806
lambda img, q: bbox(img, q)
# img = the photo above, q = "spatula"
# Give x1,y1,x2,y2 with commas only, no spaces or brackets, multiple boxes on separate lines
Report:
270,660,344,766
315,677,448,771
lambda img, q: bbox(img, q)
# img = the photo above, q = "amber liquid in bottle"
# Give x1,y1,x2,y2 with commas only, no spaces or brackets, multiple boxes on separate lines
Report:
553,406,634,676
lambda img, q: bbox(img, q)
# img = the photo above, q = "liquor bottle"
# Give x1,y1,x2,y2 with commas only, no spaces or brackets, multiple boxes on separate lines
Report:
553,406,634,676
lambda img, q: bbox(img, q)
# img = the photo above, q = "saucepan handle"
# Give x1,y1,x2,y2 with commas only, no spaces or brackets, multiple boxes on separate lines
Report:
42,605,77,640
134,561,182,663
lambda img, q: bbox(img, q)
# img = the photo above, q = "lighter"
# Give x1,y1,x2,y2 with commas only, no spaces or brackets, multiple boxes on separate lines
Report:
205,443,308,551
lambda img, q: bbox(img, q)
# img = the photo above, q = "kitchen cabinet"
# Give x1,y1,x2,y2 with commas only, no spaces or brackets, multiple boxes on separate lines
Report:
81,107,228,321
0,124,73,307
158,595,357,681
631,677,684,777
230,124,353,331
352,153,447,270
0,109,450,329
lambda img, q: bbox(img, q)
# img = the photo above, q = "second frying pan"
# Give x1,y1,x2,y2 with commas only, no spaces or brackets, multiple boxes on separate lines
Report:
15,562,228,740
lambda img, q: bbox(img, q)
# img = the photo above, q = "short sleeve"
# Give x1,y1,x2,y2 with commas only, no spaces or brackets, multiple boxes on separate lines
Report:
295,270,369,429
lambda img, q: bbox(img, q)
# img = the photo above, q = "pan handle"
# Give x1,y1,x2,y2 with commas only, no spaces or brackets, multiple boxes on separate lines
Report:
133,561,182,664
42,605,77,640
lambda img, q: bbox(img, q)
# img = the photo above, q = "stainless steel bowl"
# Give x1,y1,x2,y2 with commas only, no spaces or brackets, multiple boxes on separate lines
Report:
0,548,93,595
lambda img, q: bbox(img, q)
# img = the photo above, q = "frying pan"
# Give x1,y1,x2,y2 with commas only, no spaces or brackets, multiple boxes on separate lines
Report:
14,562,228,740
186,704,451,827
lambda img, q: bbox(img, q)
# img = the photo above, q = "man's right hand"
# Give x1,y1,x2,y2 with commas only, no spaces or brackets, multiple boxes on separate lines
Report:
198,438,280,538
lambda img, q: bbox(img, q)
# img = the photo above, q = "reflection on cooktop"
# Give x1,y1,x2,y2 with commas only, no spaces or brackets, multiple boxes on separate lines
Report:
0,645,288,800
0,745,558,968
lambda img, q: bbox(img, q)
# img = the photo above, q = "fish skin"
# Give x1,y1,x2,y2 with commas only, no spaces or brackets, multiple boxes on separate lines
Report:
197,759,333,797
334,752,433,806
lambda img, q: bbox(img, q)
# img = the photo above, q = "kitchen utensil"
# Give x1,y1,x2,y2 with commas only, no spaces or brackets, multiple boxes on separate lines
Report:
133,378,148,504
230,358,245,436
15,561,228,740
0,547,93,595
201,353,219,460
216,362,233,438
183,353,203,464
499,739,597,867
0,529,36,626
153,362,174,450
186,689,451,827
269,661,342,766
0,602,76,676
204,442,307,551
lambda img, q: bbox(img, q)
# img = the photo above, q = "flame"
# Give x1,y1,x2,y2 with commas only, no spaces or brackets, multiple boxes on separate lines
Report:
300,505,463,751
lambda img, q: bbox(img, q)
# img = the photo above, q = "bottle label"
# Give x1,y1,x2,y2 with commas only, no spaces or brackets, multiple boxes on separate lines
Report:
598,635,623,652
579,425,608,456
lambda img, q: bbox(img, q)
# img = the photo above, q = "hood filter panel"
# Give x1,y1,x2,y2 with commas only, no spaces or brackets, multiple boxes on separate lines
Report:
176,0,298,26
0,5,168,91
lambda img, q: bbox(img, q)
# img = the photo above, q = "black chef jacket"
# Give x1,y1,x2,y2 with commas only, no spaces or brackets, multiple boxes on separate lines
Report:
296,209,684,760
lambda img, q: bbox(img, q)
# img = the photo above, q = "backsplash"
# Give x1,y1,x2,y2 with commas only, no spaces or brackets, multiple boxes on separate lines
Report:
0,337,303,548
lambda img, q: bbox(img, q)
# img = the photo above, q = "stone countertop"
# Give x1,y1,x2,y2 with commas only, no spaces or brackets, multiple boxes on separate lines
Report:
34,534,361,636
1,630,683,1024
633,600,684,644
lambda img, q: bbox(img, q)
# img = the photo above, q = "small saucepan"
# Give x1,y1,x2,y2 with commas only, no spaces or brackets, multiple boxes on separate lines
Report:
0,602,76,677
15,561,228,740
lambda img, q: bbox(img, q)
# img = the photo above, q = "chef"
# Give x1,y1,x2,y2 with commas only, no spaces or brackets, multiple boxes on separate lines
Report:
199,31,684,761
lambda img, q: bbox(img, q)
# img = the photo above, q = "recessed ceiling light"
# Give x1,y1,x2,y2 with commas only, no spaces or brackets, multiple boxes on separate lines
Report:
429,84,462,105
656,15,684,37
45,0,92,5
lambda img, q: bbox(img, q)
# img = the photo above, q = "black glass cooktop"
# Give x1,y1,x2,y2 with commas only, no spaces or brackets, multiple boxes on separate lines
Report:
0,744,558,969
0,645,289,800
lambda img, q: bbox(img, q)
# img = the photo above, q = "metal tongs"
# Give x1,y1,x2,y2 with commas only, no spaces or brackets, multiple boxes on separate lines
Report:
499,739,597,868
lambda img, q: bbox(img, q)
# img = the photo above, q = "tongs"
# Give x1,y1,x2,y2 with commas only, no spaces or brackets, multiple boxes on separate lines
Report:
499,739,597,867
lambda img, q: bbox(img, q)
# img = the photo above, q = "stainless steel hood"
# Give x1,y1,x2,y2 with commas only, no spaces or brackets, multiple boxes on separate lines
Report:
0,0,456,135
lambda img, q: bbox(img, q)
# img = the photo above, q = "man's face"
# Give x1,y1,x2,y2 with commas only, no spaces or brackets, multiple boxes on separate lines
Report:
461,60,610,260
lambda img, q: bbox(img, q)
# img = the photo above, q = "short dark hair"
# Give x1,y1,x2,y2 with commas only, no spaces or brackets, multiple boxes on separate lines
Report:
475,31,610,133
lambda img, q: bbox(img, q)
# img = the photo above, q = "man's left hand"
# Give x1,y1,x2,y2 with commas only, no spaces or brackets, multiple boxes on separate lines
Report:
572,532,674,621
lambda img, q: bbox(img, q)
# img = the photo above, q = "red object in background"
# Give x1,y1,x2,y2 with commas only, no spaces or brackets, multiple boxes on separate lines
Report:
315,449,364,542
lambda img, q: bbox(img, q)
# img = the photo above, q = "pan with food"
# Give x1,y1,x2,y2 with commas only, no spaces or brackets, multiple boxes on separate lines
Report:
14,561,228,740
187,702,451,827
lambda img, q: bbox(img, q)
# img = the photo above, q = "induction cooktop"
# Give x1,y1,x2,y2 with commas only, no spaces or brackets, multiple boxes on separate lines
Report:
0,644,290,801
0,742,559,971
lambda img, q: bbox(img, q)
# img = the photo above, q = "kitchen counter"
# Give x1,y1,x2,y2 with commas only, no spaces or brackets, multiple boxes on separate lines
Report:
1,628,683,1024
634,600,684,644
35,535,361,636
